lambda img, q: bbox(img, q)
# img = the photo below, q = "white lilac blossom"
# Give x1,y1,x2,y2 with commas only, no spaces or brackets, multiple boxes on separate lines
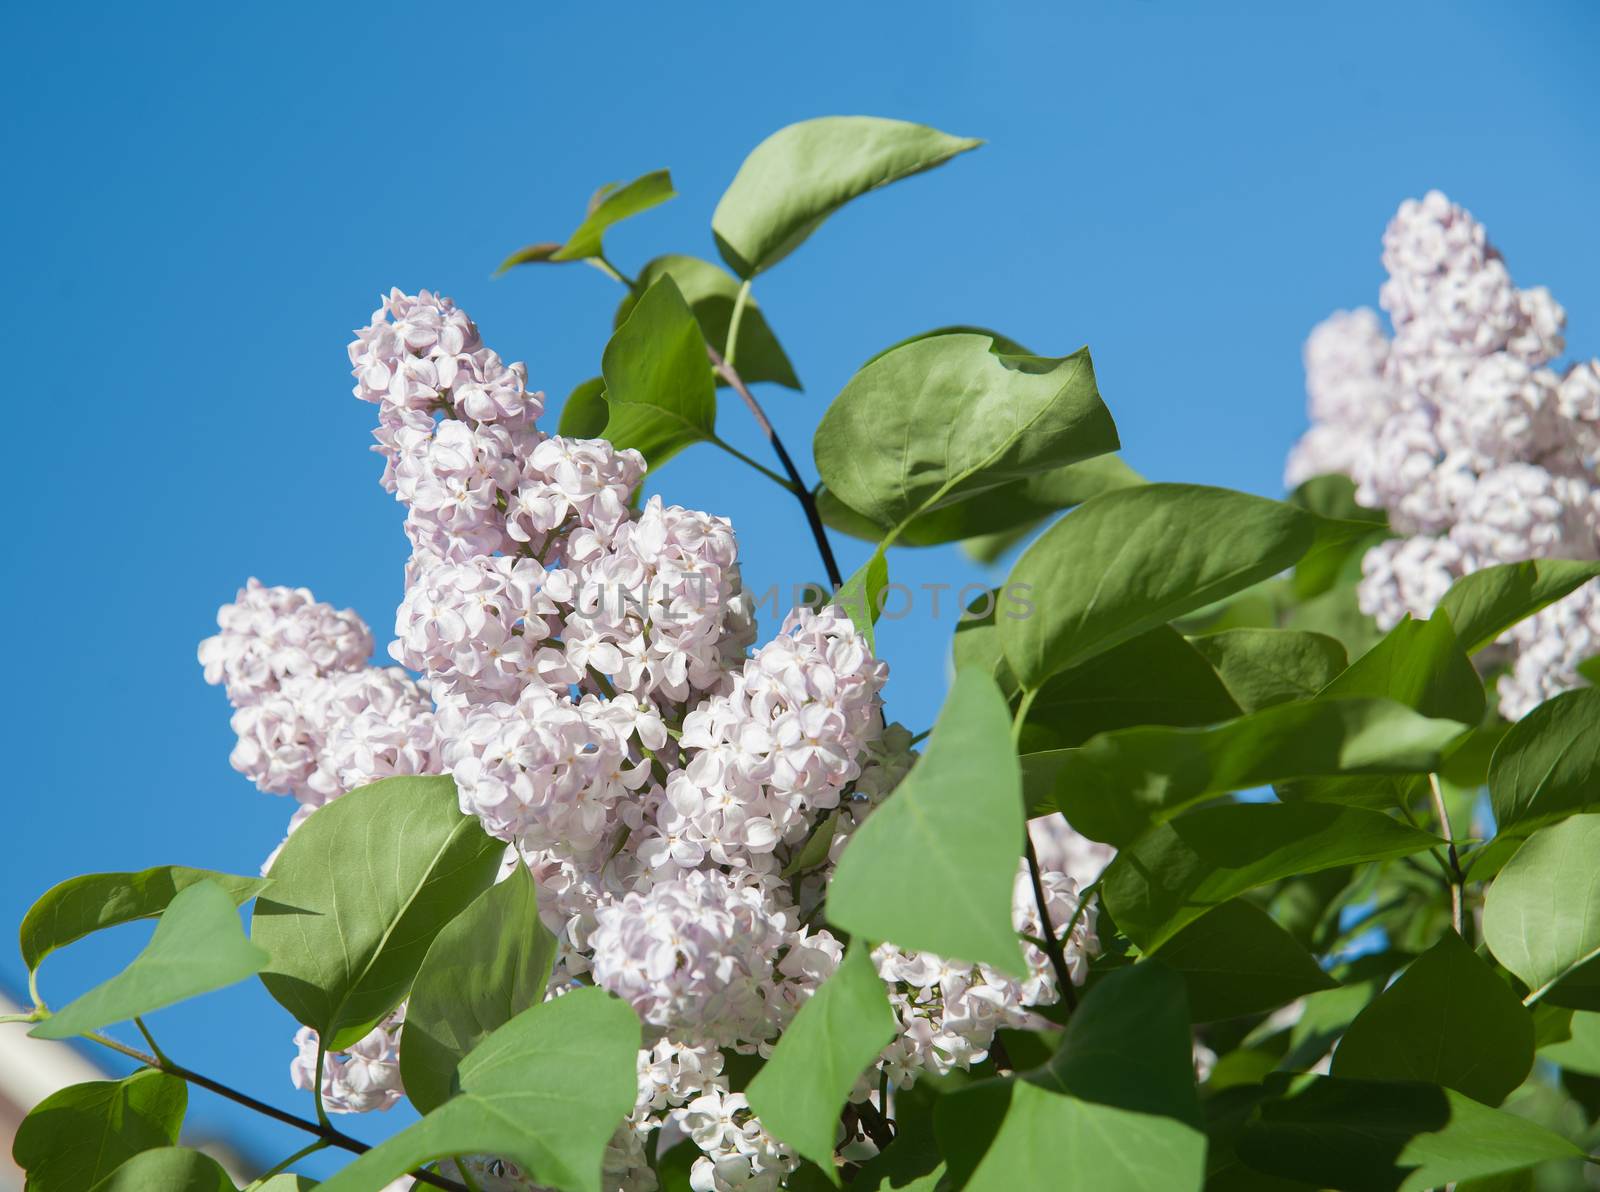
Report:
199,579,373,706
1286,191,1600,718
203,582,442,810
290,1009,406,1114
589,869,782,1047
205,289,1092,1187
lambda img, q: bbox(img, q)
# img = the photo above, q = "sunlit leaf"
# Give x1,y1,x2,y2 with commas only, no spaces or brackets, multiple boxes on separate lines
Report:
251,775,503,1049
32,881,268,1039
712,117,980,277
318,989,641,1192
748,943,898,1178
401,864,558,1114
828,668,1026,976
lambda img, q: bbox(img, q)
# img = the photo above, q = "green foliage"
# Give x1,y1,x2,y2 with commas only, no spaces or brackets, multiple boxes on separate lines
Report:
818,446,1144,551
1438,559,1600,653
32,881,268,1039
1488,687,1600,835
828,668,1026,976
498,170,675,269
616,254,799,388
13,1070,186,1192
558,376,609,437
935,964,1205,1191
251,775,503,1048
19,865,265,975
813,334,1117,539
86,1146,239,1191
831,549,888,648
748,943,898,1178
318,988,641,1192
598,274,719,469
999,484,1330,690
1318,610,1484,724
400,863,558,1114
1235,1077,1580,1190
1023,625,1241,749
1043,696,1467,845
1103,802,1441,950
1153,899,1337,1022
1188,628,1349,712
1484,814,1600,1005
1330,931,1534,1104
712,116,980,277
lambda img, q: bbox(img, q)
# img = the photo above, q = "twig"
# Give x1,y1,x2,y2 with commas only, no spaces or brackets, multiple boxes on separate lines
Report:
707,344,843,589
1429,772,1468,939
80,1032,466,1191
1023,834,1078,1010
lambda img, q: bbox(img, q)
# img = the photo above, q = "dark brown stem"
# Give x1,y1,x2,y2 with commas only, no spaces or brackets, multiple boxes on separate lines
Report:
1023,836,1078,1011
706,344,843,589
83,1033,465,1191
855,1096,895,1151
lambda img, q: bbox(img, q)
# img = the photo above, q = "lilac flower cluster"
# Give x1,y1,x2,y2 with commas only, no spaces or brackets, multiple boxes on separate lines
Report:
203,290,1104,1188
1286,192,1600,718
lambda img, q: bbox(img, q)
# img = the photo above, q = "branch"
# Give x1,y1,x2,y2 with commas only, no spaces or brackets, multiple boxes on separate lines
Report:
1023,834,1078,1011
706,344,843,589
81,1032,466,1191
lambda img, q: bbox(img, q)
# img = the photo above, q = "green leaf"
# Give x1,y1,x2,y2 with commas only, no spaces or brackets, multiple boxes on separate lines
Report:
781,810,842,879
1045,697,1467,846
1539,1009,1600,1075
1317,611,1484,726
251,775,504,1048
1022,625,1241,750
747,942,897,1177
831,549,888,650
864,324,1035,365
317,988,641,1192
1102,802,1441,951
32,881,268,1039
1235,1076,1580,1190
1287,475,1389,601
1484,814,1600,1004
999,484,1326,690
1330,931,1534,1104
400,864,558,1114
558,376,609,438
498,170,674,269
819,455,1145,550
1489,688,1600,836
13,1070,186,1192
1438,559,1600,654
1152,900,1336,1022
87,1146,237,1191
615,255,799,389
1188,628,1349,712
813,334,1118,540
20,866,266,975
598,275,718,470
936,963,1205,1191
828,668,1026,976
712,116,980,277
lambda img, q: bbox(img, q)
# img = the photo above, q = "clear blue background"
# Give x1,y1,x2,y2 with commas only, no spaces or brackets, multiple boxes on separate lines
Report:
3,0,1595,1176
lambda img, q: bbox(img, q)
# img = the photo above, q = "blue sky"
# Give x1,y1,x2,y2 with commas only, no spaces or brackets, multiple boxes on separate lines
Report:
3,0,1596,1175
